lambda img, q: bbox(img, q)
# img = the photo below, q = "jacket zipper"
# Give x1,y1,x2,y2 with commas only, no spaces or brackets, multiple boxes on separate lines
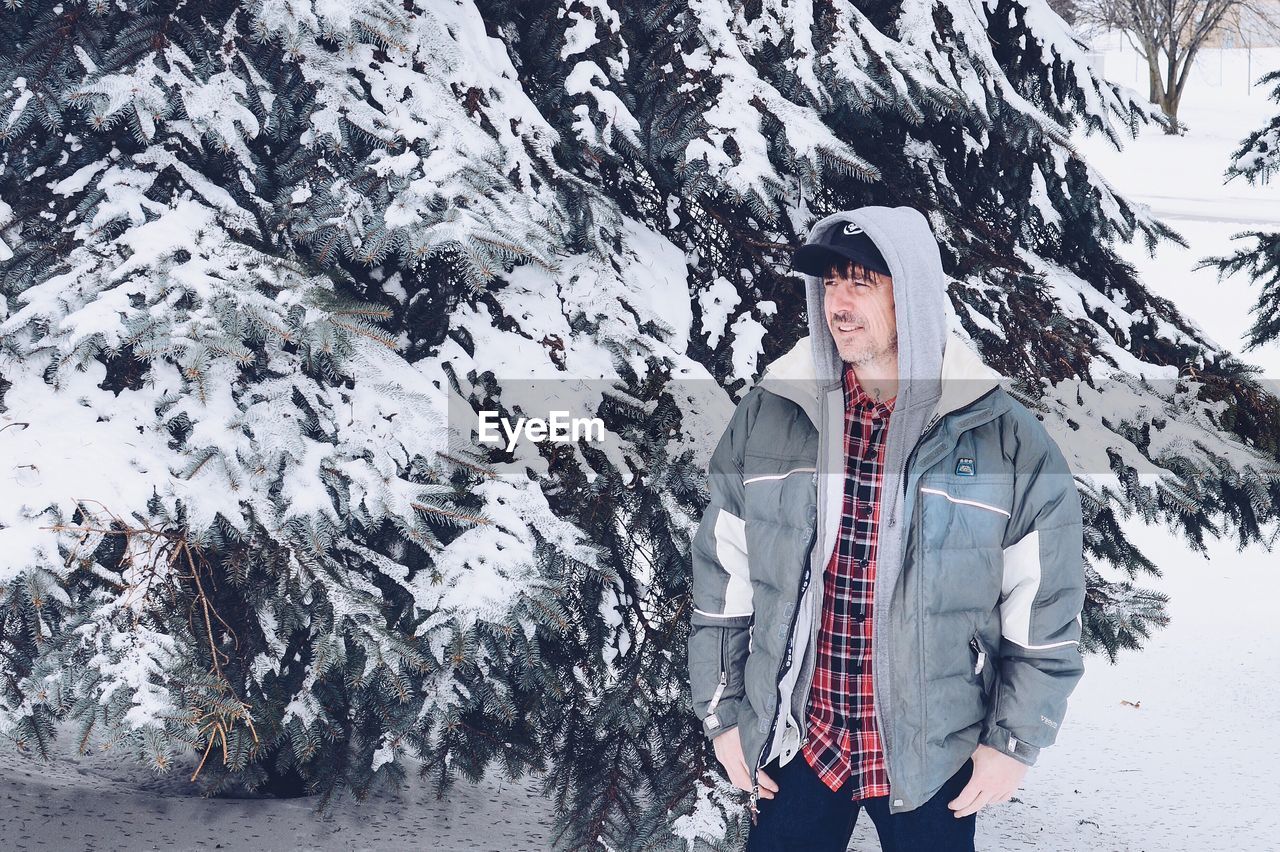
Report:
751,394,828,824
878,408,939,810
900,413,941,497
969,633,987,676
914,479,928,803
750,521,818,824
870,450,925,813
706,631,729,723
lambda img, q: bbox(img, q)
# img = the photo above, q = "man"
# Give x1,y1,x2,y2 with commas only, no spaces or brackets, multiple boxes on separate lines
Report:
686,206,1085,851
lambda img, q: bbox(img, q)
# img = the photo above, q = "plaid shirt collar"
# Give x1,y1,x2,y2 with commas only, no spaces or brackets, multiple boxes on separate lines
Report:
842,363,896,418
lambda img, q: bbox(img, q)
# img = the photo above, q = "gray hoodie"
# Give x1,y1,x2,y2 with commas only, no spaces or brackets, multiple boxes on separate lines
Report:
764,205,950,780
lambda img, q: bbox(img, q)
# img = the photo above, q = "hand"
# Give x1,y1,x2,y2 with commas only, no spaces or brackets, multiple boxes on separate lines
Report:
947,743,1029,818
712,727,780,800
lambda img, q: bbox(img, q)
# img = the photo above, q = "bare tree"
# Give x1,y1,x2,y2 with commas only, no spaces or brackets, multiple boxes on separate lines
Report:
1073,0,1280,133
1046,0,1085,26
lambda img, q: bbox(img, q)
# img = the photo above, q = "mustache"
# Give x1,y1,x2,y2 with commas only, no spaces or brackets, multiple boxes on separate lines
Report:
830,312,863,324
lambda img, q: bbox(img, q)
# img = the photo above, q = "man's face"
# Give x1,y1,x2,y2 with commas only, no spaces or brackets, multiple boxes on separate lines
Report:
822,259,897,366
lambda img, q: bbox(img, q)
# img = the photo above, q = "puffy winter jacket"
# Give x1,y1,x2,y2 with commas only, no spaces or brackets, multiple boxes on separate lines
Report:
686,206,1086,817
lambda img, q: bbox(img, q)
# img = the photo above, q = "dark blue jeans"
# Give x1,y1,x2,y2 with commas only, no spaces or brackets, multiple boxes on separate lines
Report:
744,752,977,852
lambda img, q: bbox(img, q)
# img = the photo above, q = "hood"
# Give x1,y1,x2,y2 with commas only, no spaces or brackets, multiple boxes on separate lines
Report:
804,206,948,418
757,329,1005,427
760,205,1001,421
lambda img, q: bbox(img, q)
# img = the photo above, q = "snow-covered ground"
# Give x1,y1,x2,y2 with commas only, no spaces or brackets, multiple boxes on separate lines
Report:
3,41,1279,852
0,730,554,851
851,520,1280,851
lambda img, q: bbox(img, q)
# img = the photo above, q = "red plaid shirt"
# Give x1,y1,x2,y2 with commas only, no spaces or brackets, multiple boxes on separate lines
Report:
800,362,895,799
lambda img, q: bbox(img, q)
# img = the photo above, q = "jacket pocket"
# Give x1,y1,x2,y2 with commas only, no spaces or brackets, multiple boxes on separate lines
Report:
742,451,817,530
703,629,731,733
970,631,996,697
921,485,1010,519
708,629,729,712
920,478,1011,554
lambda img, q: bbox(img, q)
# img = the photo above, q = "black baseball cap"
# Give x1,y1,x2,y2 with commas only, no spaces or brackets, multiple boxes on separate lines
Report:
790,218,891,278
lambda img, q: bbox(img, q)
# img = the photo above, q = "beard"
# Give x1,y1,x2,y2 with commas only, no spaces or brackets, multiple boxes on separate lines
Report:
836,330,898,366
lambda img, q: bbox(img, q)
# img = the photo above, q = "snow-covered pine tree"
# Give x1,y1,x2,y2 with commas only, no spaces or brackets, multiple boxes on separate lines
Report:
2,1,1279,850
1198,68,1280,352
0,0,598,809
